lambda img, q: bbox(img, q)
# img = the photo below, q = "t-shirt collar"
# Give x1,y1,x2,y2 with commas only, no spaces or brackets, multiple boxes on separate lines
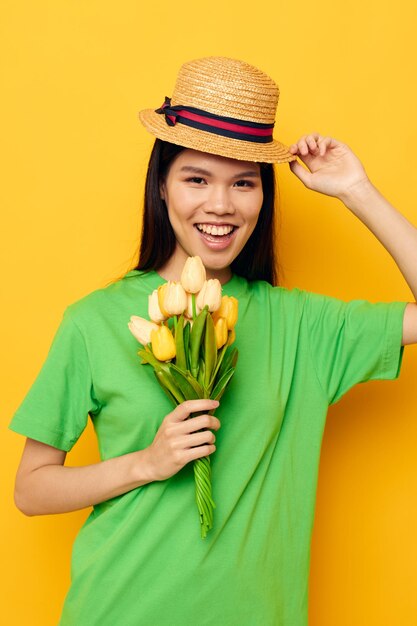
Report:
123,269,247,298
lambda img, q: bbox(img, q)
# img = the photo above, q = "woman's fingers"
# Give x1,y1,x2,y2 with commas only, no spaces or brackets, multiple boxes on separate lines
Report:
289,133,333,156
184,429,217,448
305,134,321,152
169,399,219,422
177,412,221,434
145,398,221,481
316,136,334,155
289,134,316,155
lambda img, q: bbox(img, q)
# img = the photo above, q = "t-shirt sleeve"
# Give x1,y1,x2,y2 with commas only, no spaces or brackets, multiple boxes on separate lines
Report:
8,307,101,451
304,291,408,406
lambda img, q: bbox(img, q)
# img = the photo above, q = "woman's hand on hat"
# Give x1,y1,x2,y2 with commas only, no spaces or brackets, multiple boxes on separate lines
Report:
287,133,372,200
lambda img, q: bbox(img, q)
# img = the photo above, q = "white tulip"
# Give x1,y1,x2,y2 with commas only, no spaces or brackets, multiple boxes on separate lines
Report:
196,279,222,312
148,289,166,323
180,256,206,293
128,316,159,345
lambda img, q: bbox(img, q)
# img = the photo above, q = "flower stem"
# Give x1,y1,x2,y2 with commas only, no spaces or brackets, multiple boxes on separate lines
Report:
208,343,228,391
192,293,197,320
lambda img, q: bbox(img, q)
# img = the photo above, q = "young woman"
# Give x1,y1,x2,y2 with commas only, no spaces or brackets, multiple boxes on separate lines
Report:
9,56,417,626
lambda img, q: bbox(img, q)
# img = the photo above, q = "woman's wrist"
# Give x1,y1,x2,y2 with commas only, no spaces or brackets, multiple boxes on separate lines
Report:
338,177,376,211
130,447,158,486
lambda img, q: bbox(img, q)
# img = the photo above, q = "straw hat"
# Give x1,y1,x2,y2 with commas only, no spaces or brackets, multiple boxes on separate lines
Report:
138,56,297,164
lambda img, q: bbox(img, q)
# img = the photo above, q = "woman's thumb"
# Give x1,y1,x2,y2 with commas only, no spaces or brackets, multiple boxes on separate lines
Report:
288,159,312,187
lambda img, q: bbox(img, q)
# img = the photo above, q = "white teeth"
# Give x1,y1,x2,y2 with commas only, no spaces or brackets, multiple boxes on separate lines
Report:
196,223,234,236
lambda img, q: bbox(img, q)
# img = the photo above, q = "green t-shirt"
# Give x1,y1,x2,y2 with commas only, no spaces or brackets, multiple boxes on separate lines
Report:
8,270,408,626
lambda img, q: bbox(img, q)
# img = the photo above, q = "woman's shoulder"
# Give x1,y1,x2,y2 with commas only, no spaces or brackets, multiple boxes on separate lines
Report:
63,269,155,324
244,276,309,302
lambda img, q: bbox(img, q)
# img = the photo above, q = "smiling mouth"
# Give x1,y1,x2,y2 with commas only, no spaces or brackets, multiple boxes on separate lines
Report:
195,223,237,237
193,223,238,248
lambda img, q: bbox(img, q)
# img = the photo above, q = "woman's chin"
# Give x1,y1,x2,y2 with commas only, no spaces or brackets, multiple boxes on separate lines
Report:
196,249,234,270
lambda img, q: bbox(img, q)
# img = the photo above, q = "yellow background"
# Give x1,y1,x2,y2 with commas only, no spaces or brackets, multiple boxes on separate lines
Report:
2,1,416,624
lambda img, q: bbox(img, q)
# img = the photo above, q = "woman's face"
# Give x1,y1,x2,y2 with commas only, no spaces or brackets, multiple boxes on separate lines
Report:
159,148,264,283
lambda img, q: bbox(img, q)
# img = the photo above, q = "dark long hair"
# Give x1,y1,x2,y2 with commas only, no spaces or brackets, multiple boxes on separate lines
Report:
132,138,283,286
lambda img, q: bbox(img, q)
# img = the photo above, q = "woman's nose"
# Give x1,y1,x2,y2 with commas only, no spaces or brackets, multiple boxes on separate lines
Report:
205,186,235,215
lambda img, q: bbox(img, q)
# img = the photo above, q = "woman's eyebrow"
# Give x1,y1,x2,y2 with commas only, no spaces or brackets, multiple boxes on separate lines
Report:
179,165,260,178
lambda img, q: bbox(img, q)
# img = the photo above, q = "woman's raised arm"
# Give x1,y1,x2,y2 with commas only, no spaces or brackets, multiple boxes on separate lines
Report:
288,133,417,345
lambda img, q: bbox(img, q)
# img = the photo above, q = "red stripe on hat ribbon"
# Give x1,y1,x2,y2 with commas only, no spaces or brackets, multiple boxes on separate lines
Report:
154,96,274,141
173,109,272,137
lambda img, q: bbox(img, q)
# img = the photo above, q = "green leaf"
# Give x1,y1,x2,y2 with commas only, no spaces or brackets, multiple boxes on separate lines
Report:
174,314,187,371
183,321,191,371
197,357,206,390
168,364,200,400
204,313,216,391
154,370,185,404
190,306,208,378
230,346,239,368
153,371,179,407
210,367,236,401
208,343,227,390
138,348,163,372
214,346,239,387
170,363,205,398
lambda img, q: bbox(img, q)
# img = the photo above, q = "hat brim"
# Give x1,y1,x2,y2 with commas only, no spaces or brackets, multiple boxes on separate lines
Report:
138,109,297,164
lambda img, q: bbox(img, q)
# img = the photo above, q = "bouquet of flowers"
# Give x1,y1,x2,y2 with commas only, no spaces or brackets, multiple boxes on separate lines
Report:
128,256,238,538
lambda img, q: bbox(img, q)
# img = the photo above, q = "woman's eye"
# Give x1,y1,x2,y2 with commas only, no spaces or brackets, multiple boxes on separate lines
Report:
185,177,255,187
235,179,254,187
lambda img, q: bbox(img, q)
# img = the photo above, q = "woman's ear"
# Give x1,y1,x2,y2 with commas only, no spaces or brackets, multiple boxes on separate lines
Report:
159,180,166,201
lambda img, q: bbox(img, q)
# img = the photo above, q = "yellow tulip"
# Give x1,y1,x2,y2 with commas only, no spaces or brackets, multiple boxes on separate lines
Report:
226,327,236,346
214,317,228,350
163,280,188,315
180,255,206,293
151,325,176,361
196,279,222,312
157,283,170,318
148,289,166,323
128,316,159,346
213,295,238,329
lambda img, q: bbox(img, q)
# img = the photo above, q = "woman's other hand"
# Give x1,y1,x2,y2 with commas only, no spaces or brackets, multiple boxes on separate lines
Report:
144,399,221,482
288,133,371,199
